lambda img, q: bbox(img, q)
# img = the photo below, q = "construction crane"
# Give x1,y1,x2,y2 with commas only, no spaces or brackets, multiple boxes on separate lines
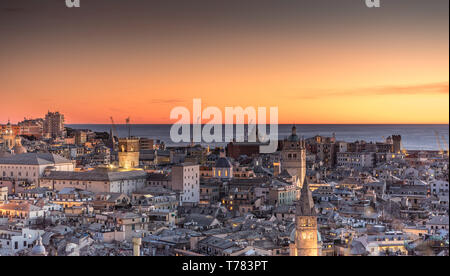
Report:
110,117,118,150
434,131,444,156
441,135,449,157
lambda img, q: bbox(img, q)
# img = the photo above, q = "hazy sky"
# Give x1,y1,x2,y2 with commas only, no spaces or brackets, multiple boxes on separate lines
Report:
0,0,448,124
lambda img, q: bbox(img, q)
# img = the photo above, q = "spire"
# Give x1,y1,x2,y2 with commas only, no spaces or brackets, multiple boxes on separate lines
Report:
292,124,297,136
296,180,316,216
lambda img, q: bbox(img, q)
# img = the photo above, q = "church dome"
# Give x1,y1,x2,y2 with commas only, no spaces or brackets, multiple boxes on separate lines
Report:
287,134,300,142
13,145,27,154
286,125,300,142
215,157,232,168
31,236,47,256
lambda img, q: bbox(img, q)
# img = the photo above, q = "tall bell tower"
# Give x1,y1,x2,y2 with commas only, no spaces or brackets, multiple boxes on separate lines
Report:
290,180,319,256
281,125,306,188
2,120,16,150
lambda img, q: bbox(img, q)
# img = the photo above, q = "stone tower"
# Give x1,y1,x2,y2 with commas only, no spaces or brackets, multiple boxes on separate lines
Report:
281,125,306,188
291,180,319,256
2,121,16,150
392,135,402,154
118,138,140,169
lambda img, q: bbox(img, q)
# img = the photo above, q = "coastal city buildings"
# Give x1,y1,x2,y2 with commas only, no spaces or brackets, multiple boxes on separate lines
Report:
1,0,447,261
0,117,448,256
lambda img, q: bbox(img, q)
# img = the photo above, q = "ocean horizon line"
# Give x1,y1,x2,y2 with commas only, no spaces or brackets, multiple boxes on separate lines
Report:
67,123,450,126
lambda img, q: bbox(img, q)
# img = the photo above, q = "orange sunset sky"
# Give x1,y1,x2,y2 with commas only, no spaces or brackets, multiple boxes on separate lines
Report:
0,0,448,124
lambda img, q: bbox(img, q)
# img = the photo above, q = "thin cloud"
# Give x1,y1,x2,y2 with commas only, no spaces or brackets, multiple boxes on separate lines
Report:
149,99,186,104
371,82,449,95
293,82,449,100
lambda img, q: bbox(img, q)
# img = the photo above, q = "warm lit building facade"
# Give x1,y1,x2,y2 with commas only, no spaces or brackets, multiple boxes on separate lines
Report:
290,181,319,256
118,138,140,169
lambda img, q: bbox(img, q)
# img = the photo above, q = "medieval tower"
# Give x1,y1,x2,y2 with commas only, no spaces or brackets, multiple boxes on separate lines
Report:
281,125,306,188
290,180,319,256
118,138,140,169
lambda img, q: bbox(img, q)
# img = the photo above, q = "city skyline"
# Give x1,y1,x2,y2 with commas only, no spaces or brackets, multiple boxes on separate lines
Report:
0,0,448,258
0,0,448,124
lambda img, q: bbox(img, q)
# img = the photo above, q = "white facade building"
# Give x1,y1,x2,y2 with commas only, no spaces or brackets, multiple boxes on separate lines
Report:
430,180,449,195
337,152,375,169
426,216,449,235
0,228,45,256
171,163,200,205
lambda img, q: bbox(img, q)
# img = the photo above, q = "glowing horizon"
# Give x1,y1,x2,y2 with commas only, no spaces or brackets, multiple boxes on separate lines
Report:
0,0,448,125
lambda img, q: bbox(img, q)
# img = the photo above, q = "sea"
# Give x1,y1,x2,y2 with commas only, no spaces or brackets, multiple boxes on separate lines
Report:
67,124,449,151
